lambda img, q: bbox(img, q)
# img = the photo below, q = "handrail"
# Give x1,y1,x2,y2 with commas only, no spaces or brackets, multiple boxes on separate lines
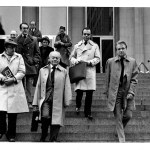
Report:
138,62,149,73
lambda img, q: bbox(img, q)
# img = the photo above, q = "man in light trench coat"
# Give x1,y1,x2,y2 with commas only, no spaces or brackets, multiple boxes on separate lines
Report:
70,27,101,120
105,40,139,142
32,51,72,142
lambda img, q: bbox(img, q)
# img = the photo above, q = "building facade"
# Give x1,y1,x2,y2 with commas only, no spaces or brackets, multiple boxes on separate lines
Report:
0,7,150,72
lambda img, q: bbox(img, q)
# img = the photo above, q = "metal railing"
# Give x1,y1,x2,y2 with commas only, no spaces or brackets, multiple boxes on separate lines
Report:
138,62,150,73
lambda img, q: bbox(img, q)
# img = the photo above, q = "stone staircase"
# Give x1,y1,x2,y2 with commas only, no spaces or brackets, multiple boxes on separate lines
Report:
1,73,150,142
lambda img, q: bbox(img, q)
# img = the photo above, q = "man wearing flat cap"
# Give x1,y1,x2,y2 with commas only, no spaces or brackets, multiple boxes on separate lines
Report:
104,40,139,142
54,26,72,68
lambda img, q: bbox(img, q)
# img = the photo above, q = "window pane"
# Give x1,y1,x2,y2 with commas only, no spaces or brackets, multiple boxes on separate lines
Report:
87,7,113,35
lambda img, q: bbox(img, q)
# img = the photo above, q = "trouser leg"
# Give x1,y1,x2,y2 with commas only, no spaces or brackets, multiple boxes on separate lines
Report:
40,102,51,141
122,109,132,128
84,90,93,116
76,90,83,109
26,76,33,103
40,117,50,141
113,88,125,142
0,111,7,134
49,125,60,142
7,113,17,138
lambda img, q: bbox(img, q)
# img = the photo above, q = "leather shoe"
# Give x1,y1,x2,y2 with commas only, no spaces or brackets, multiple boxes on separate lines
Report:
85,115,93,120
0,134,3,139
9,138,15,142
40,138,46,142
75,108,80,115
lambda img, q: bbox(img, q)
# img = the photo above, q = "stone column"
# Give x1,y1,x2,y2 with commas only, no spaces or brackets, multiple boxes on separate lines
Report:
134,8,144,66
119,7,145,70
119,7,135,57
68,7,85,47
143,8,150,70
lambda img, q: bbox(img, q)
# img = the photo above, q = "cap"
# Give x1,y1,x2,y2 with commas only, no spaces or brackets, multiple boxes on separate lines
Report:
5,38,18,47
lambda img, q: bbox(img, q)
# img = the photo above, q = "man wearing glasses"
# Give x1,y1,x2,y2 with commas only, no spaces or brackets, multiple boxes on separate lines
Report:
15,23,41,108
105,40,139,142
70,27,101,120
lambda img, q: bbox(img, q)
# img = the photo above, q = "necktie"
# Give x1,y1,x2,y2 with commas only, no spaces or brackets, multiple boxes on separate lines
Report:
120,58,124,86
84,41,87,45
51,66,56,86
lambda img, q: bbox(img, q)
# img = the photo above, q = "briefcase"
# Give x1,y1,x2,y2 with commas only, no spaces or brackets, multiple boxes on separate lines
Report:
69,62,87,83
31,110,39,132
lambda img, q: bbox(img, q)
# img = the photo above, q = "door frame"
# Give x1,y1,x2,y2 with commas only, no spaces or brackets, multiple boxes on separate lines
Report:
93,35,114,73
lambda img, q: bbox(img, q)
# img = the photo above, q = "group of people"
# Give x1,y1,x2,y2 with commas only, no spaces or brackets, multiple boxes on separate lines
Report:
0,21,139,143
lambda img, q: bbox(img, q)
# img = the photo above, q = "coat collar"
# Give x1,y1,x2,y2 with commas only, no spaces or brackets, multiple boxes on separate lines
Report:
1,51,19,62
17,34,34,45
77,40,94,53
43,64,63,71
29,28,38,34
78,40,94,47
114,55,130,62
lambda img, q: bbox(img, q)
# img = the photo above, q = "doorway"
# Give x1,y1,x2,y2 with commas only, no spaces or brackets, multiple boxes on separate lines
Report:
92,36,114,73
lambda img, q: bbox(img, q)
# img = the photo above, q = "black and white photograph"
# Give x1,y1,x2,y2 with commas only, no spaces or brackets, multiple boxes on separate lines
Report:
0,0,149,149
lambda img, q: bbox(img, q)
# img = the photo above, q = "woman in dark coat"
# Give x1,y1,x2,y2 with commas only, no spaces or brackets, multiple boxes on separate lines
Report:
40,36,54,67
33,36,54,87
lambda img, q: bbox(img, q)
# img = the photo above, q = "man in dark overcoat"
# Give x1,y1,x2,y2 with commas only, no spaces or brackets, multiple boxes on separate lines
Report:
15,22,41,107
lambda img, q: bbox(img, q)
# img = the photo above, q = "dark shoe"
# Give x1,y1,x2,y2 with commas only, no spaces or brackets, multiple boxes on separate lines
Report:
40,136,46,142
85,115,93,120
9,138,15,142
115,133,118,138
6,133,15,142
75,108,80,115
40,138,45,142
0,134,3,139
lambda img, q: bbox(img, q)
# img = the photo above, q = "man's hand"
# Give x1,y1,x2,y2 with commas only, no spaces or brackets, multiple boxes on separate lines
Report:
127,93,134,100
4,78,14,86
80,60,92,66
0,75,7,82
59,41,64,46
33,105,39,112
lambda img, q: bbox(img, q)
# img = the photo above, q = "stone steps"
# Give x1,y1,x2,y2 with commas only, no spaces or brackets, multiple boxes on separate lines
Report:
1,72,150,142
1,132,150,142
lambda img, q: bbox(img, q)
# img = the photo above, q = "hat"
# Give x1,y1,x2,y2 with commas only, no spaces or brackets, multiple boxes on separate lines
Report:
41,36,50,44
5,38,18,47
59,26,65,31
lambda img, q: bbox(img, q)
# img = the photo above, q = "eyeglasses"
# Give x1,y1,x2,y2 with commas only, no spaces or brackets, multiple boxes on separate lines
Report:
117,47,126,51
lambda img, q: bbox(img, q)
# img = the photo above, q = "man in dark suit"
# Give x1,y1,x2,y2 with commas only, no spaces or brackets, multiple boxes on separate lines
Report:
15,22,41,108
